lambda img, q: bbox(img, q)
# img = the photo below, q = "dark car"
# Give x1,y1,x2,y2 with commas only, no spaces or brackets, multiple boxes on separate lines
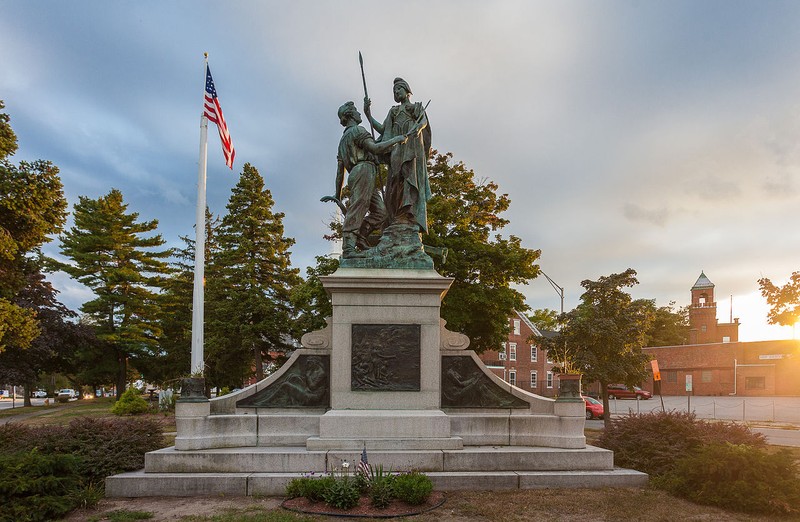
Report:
583,395,604,419
607,384,652,400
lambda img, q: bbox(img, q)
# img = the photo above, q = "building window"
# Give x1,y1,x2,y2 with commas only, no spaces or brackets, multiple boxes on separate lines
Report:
546,371,553,389
745,376,765,390
508,370,516,386
699,296,706,305
666,371,677,383
722,336,730,343
701,325,707,333
546,351,553,364
531,345,537,362
509,342,517,361
530,371,537,389
701,370,712,383
499,342,506,361
513,319,521,335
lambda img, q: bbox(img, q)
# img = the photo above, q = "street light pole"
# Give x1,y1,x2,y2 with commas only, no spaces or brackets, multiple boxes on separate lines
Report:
539,270,566,373
540,270,564,316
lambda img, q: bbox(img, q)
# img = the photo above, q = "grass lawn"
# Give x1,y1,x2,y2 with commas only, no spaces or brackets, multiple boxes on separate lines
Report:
2,396,176,432
69,487,783,521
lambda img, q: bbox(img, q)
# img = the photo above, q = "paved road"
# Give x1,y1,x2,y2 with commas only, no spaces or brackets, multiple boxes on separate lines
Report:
0,397,50,410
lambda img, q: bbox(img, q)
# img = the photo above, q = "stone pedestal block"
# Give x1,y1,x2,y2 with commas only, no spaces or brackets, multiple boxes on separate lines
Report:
320,268,453,410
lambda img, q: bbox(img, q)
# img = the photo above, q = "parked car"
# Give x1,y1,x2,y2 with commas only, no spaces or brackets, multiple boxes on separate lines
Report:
607,384,652,400
32,389,48,398
57,388,77,400
583,395,604,419
0,390,9,399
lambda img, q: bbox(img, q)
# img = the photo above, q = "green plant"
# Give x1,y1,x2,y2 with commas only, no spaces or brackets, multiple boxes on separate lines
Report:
393,471,432,505
285,475,335,503
321,476,360,510
111,387,150,416
369,475,395,509
0,449,83,522
596,411,765,476
655,443,800,515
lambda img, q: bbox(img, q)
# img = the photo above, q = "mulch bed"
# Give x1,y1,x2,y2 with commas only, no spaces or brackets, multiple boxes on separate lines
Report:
281,491,446,518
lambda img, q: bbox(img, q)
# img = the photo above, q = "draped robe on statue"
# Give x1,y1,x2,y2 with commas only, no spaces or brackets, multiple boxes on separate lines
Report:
379,101,432,233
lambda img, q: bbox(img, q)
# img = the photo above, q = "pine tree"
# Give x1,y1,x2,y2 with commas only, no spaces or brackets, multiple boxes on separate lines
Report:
57,189,171,398
205,163,300,387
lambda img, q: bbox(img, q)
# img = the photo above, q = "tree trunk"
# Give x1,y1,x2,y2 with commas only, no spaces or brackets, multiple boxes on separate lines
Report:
601,382,611,429
116,351,127,400
254,345,264,382
23,383,32,407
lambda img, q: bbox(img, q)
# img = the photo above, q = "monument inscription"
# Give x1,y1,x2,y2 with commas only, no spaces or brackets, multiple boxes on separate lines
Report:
351,324,421,391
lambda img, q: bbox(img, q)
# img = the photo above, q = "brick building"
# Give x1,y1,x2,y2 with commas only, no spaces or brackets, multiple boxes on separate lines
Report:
478,310,559,398
644,272,800,396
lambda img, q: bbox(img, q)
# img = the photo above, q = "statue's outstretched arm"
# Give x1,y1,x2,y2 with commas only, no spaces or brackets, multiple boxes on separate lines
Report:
364,97,384,135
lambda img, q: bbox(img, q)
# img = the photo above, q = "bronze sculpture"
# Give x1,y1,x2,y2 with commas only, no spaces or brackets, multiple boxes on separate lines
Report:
365,78,432,234
334,101,407,256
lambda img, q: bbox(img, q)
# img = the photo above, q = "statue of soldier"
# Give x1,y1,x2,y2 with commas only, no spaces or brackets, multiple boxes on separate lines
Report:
364,77,432,234
334,101,407,256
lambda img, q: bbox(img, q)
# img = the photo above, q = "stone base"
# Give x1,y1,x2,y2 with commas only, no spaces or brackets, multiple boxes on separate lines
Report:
106,445,648,497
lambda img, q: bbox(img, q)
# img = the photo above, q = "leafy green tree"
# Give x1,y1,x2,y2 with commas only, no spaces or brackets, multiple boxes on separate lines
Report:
0,100,18,160
759,272,800,327
528,308,560,331
291,255,339,337
0,259,96,406
205,163,301,387
425,151,540,352
0,101,68,355
544,269,654,427
644,300,689,347
57,189,171,398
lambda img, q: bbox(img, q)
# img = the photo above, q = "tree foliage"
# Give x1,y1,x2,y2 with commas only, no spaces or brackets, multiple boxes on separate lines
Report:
291,255,339,337
205,163,301,387
528,308,560,331
57,189,171,398
643,300,689,347
758,272,800,327
544,269,654,427
0,101,68,357
425,151,540,352
0,259,96,405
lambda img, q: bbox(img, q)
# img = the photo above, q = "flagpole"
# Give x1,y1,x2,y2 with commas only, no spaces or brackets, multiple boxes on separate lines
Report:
191,53,209,376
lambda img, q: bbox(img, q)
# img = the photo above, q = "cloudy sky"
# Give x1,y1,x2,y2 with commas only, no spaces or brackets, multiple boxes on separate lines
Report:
2,1,799,342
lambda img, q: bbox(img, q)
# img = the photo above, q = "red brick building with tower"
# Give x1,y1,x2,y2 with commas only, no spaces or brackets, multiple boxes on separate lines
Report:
644,272,799,396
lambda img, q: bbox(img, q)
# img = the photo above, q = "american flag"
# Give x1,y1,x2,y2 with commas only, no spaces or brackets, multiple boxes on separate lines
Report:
357,446,370,478
204,65,235,169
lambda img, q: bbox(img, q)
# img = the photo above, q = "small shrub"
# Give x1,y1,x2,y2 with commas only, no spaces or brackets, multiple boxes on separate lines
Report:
393,471,432,505
285,475,335,503
596,411,765,476
111,387,150,416
0,449,84,522
322,477,360,509
61,416,165,483
369,475,395,508
655,443,800,515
